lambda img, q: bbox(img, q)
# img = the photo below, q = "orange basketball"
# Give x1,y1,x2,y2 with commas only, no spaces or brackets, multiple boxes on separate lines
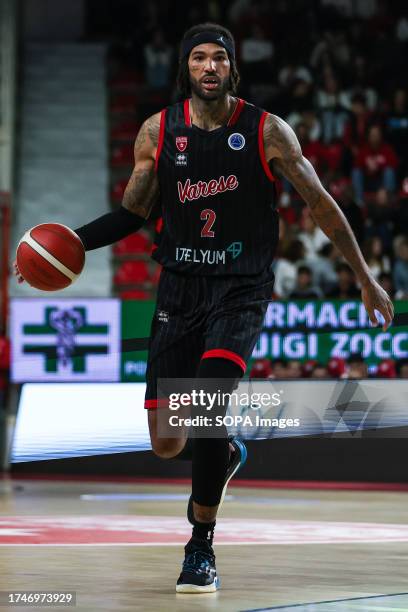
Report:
16,223,85,291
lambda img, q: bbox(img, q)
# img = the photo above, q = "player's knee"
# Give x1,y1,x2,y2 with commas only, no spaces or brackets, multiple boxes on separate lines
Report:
151,439,183,459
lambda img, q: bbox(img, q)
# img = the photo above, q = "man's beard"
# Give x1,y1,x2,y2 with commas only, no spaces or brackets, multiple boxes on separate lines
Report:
190,76,230,101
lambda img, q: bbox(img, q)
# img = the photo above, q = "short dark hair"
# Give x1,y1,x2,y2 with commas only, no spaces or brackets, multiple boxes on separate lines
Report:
396,358,408,376
347,352,365,364
298,265,312,276
336,262,353,275
177,22,240,97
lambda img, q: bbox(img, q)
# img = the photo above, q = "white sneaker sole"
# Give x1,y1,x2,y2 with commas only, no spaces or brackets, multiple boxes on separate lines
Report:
176,577,219,593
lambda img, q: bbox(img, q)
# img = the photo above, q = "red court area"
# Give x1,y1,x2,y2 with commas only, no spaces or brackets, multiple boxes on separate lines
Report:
2,515,408,546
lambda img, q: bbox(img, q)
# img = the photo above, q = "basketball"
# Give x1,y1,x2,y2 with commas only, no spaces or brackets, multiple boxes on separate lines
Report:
16,223,85,291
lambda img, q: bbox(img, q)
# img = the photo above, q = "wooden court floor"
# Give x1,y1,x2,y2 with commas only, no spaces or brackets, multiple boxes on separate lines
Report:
0,478,408,611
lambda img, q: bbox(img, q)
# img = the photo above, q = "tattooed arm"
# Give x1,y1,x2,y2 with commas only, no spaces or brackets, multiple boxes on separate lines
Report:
122,112,161,217
263,114,394,330
68,113,162,251
13,113,163,279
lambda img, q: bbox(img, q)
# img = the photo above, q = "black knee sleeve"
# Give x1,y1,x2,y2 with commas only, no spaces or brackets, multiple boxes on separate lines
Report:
192,357,243,507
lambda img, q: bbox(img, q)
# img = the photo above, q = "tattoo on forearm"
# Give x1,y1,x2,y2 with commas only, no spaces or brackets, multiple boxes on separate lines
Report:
122,168,159,218
122,114,161,218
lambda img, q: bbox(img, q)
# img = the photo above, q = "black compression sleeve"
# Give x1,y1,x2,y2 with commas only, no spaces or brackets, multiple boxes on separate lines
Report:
74,206,145,251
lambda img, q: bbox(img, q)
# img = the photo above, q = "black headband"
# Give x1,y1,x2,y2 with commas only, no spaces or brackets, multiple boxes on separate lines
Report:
181,31,235,60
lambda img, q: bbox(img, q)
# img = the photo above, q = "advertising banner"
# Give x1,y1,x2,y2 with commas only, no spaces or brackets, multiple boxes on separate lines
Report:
253,300,407,365
10,298,121,382
10,299,407,383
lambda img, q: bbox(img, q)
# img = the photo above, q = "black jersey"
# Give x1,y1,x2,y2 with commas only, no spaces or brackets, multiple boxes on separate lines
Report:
152,98,279,276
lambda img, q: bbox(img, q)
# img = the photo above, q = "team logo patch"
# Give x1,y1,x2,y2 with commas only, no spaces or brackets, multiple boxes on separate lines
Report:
175,153,188,167
176,136,188,152
157,310,169,323
228,133,245,151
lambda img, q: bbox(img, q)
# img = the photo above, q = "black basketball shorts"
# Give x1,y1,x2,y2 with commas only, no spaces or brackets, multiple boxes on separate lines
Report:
144,267,275,409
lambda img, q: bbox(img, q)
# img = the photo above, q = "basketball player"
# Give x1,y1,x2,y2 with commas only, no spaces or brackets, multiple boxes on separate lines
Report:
14,23,394,593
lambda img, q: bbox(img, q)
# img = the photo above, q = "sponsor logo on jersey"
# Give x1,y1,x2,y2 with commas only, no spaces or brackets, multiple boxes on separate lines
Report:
228,132,245,150
176,136,188,152
175,242,243,265
175,153,188,167
177,174,238,204
157,310,169,323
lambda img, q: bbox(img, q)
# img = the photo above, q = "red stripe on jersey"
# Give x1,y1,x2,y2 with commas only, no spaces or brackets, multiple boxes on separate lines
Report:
154,109,167,172
155,217,163,233
201,349,246,373
228,98,245,126
144,399,170,410
258,112,275,182
183,99,192,126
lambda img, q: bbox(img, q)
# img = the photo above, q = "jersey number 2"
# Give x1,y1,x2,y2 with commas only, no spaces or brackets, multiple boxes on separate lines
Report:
200,209,216,238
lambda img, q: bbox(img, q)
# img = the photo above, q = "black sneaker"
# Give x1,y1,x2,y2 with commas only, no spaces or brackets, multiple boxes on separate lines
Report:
176,537,219,593
187,437,247,525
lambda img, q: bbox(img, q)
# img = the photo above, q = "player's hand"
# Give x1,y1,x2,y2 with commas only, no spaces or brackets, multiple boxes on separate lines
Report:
13,259,25,284
361,277,394,331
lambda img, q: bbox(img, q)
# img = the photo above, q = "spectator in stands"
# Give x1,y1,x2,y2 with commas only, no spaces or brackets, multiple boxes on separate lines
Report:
362,236,391,280
240,24,274,83
378,272,395,299
342,93,373,159
345,352,368,378
311,363,330,378
287,108,321,143
278,54,315,116
143,29,173,90
365,188,395,251
277,216,295,255
376,359,396,378
352,124,398,203
327,262,360,298
273,239,305,299
296,122,326,174
396,15,408,42
278,61,313,92
396,359,408,379
249,358,273,379
286,360,303,378
330,179,364,244
310,242,339,295
344,56,378,111
289,265,323,299
298,209,330,260
386,88,408,180
316,71,349,143
310,28,351,75
272,359,289,379
393,237,408,298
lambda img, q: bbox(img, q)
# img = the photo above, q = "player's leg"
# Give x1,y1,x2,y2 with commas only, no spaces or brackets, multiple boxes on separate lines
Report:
144,269,203,459
145,334,202,459
176,271,274,593
176,354,245,593
191,356,243,526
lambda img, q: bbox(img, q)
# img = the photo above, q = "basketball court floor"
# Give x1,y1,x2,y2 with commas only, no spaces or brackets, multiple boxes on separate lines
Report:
0,478,408,611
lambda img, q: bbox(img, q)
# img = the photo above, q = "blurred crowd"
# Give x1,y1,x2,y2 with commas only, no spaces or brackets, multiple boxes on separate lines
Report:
249,354,408,379
107,0,408,299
